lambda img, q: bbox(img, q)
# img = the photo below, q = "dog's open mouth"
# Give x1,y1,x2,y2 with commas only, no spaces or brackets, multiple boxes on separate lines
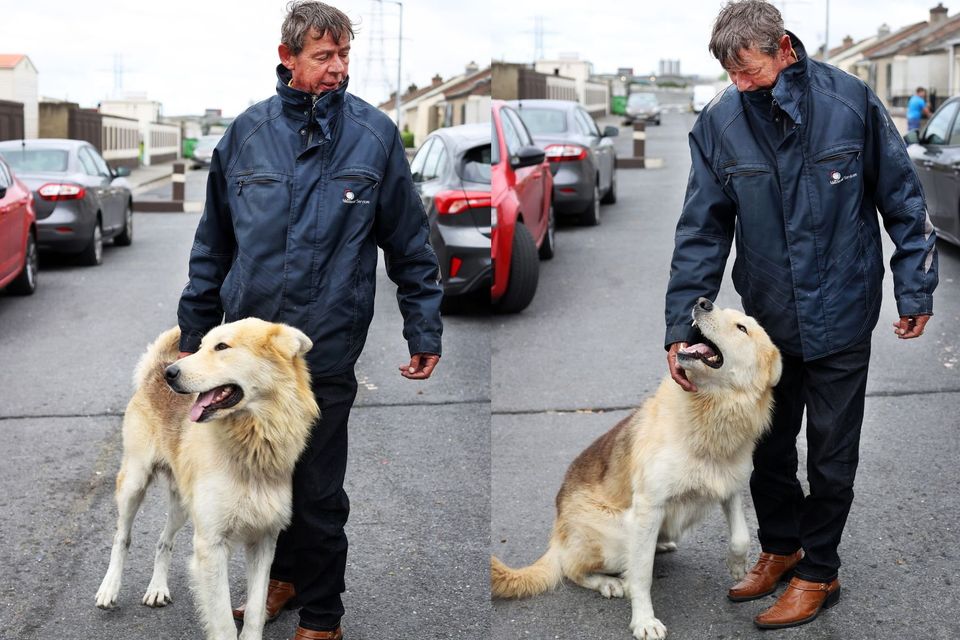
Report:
190,385,244,422
677,329,724,369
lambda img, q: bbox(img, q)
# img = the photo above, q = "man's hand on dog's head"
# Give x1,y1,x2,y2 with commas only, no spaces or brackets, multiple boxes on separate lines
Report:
667,342,698,393
399,353,440,380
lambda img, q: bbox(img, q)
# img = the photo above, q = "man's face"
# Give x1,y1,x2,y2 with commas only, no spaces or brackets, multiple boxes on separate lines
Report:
725,35,794,92
279,29,350,95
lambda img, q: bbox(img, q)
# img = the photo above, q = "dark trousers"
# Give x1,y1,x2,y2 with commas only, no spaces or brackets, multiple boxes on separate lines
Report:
750,339,871,582
271,369,358,631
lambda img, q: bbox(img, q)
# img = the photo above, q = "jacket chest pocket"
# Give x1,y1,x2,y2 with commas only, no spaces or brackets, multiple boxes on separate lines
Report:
229,172,291,250
811,144,863,189
721,162,777,221
326,170,381,225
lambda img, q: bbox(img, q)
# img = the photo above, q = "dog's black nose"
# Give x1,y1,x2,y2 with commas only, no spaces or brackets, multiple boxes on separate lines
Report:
697,297,714,312
164,364,180,381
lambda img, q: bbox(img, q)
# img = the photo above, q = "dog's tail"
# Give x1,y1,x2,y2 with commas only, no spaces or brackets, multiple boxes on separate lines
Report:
132,326,182,390
491,542,563,599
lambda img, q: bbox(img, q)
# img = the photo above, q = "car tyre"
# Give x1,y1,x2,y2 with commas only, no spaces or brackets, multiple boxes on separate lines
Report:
79,219,104,266
114,201,134,246
538,203,556,260
496,223,539,314
578,182,601,226
601,167,618,204
7,233,38,295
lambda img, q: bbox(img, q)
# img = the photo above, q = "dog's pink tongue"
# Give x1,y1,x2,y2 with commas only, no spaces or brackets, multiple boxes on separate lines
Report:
682,343,716,357
190,390,218,422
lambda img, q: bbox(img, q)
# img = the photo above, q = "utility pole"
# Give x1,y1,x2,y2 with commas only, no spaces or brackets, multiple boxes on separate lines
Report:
374,0,403,129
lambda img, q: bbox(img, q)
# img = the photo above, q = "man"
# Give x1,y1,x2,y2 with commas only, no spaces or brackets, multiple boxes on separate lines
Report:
176,2,443,639
907,86,933,132
664,0,938,631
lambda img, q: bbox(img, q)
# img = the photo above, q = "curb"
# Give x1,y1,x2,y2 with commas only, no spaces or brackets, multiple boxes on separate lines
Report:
133,200,203,213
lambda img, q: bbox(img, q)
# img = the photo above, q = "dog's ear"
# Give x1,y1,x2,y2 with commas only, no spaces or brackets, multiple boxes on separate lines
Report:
274,325,314,359
767,348,783,387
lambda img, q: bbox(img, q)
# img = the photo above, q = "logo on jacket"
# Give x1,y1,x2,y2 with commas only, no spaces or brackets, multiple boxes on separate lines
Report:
829,170,858,185
342,188,370,205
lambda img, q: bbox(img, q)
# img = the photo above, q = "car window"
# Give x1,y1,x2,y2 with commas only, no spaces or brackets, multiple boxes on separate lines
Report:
0,148,69,173
409,138,435,183
577,109,601,137
88,147,112,177
515,108,567,135
628,93,657,107
0,160,10,188
922,101,959,146
459,144,491,184
78,147,100,176
490,121,500,165
421,140,447,182
504,108,534,147
949,108,960,145
499,110,523,156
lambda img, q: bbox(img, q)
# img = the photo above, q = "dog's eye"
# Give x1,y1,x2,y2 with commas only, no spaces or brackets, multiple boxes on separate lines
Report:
214,343,230,351
736,324,749,334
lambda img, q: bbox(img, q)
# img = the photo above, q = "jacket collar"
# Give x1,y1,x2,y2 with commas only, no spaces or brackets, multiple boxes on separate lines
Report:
769,31,808,125
276,64,348,141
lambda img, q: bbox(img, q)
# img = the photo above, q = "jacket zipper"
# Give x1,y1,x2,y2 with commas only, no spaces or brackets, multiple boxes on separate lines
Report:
333,175,379,188
237,177,280,195
724,169,770,187
816,150,861,164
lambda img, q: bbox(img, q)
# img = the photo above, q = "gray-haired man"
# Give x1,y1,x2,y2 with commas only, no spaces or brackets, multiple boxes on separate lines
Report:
664,0,937,632
177,2,443,638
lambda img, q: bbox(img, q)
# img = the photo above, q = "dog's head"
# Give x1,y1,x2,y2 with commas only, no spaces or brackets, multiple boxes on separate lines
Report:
676,298,782,392
164,318,313,423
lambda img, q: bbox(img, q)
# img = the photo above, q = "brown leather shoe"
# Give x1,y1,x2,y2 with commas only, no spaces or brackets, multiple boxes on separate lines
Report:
727,550,803,602
292,626,342,640
232,578,296,623
754,576,840,629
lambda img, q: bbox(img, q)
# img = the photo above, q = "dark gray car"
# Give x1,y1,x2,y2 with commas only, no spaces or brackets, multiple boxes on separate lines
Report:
905,96,960,247
507,99,617,226
0,139,133,265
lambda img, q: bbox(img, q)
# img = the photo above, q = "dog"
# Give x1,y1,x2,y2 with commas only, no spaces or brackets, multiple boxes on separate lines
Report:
491,298,782,639
95,318,319,640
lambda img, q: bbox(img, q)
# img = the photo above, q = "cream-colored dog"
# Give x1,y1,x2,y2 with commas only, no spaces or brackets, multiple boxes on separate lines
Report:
95,318,319,640
492,299,782,639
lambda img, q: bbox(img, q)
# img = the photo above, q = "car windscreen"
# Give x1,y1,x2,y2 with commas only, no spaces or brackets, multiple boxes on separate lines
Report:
1,148,69,173
515,108,568,134
628,94,657,106
459,143,491,184
194,136,223,151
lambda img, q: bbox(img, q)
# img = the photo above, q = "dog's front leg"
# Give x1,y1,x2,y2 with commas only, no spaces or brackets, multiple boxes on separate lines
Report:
238,533,279,640
626,498,667,640
191,533,237,640
721,492,750,580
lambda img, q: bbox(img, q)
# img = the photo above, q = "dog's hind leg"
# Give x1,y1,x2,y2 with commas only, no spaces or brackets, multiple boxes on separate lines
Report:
561,516,629,599
142,481,188,607
95,456,153,608
191,533,237,640
238,533,279,640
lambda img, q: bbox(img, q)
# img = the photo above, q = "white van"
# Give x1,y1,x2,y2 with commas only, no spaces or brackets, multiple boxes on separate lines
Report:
692,84,719,113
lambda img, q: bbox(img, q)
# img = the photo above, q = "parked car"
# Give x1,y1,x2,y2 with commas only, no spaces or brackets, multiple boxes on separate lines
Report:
410,122,492,300
0,139,133,265
904,96,960,247
0,156,38,295
692,84,718,113
624,91,662,125
507,99,617,226
492,100,555,313
191,134,223,168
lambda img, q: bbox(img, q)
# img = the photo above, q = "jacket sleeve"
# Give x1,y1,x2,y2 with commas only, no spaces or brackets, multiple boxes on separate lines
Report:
176,148,236,353
374,129,443,357
864,88,938,316
663,130,737,349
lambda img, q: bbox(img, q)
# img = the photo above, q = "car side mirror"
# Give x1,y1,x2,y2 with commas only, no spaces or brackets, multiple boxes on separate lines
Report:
0,186,6,199
548,161,559,176
511,145,545,169
602,125,619,138
903,130,920,145
111,166,132,178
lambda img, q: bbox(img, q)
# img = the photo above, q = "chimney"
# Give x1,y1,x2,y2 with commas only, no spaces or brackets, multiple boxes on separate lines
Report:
465,61,479,74
843,35,854,48
878,23,891,37
931,3,948,24
406,83,417,96
431,74,443,87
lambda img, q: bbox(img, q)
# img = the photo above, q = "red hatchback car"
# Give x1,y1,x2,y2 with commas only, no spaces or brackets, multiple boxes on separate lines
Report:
491,100,555,313
0,156,38,295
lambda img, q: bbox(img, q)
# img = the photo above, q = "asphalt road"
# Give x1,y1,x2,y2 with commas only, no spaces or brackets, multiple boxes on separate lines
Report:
491,110,960,639
0,178,490,640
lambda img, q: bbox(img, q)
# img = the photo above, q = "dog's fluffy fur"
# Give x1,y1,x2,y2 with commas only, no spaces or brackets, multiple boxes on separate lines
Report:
491,301,782,639
95,318,319,640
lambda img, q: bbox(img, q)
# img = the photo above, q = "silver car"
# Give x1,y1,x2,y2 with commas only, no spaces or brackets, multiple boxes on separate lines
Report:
191,134,223,168
507,99,618,226
0,139,133,265
624,92,661,125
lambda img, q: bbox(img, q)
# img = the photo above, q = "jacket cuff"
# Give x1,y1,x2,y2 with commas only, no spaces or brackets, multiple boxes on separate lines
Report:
408,334,442,357
895,294,934,317
178,329,205,354
664,323,696,350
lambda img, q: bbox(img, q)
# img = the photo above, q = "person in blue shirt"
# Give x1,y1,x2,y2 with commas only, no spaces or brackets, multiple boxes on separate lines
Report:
907,87,932,131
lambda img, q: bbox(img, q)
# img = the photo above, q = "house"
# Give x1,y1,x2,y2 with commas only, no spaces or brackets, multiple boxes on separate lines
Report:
534,55,610,116
0,54,38,138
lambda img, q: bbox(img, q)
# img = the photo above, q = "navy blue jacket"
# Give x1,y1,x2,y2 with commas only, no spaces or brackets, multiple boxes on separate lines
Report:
665,35,938,360
178,67,442,376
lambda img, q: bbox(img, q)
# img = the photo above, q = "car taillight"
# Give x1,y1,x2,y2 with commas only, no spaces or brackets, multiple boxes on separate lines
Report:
434,190,492,214
38,183,86,201
544,144,588,162
450,257,463,278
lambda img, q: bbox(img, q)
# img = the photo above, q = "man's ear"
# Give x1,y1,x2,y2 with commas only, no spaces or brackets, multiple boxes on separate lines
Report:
279,43,295,70
778,34,793,56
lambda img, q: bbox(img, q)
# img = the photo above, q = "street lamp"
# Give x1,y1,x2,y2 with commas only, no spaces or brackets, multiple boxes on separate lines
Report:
374,0,403,130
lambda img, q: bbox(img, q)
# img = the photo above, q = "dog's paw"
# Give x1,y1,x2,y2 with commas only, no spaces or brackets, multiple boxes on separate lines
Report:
726,552,749,581
656,541,678,553
141,583,172,607
630,617,667,639
596,576,626,599
95,575,121,609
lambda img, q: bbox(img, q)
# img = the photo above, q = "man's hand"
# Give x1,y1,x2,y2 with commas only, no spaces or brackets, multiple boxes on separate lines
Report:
667,342,698,393
892,314,930,339
399,353,440,380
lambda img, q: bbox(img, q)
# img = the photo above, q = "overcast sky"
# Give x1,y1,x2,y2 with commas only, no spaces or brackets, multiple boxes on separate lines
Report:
0,1,944,117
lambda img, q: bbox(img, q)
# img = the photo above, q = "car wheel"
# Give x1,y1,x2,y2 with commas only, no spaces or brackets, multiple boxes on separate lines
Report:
601,167,618,204
578,182,601,226
538,203,556,260
496,223,539,314
7,233,38,295
114,201,134,246
79,219,104,266
656,116,661,126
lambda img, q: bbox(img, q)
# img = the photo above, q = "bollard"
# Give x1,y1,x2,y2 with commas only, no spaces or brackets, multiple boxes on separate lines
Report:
172,162,186,201
632,121,646,169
